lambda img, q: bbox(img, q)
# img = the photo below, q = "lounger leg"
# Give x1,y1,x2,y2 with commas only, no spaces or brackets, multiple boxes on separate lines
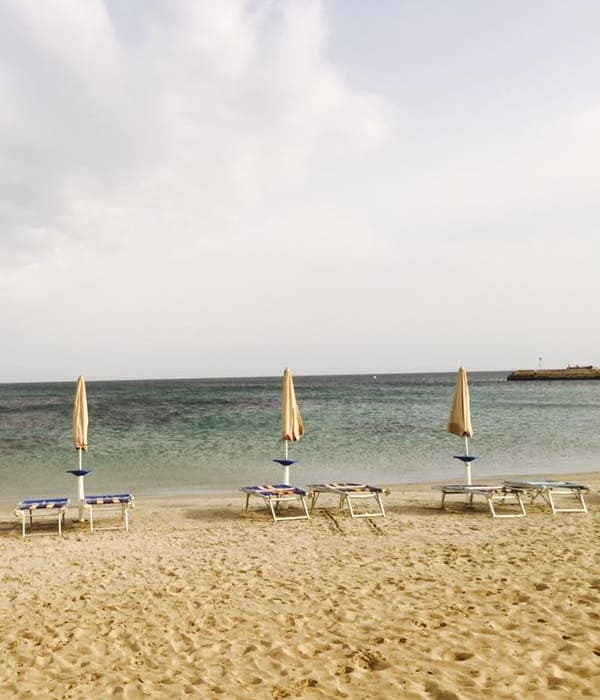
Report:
346,495,355,518
537,489,552,510
487,493,527,518
89,506,95,533
300,497,310,520
272,496,310,521
309,491,320,511
547,489,588,514
544,489,556,514
440,492,447,509
343,494,385,518
267,498,278,522
548,492,559,513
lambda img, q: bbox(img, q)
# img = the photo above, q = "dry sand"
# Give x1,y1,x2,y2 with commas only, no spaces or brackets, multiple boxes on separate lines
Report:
0,474,598,699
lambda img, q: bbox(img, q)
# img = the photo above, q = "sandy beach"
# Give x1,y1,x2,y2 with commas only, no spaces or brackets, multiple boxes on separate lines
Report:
0,474,598,699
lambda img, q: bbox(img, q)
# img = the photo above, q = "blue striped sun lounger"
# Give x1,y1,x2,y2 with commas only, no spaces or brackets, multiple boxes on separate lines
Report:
83,494,135,532
15,497,71,539
435,485,527,518
503,480,589,514
240,485,310,522
308,483,386,518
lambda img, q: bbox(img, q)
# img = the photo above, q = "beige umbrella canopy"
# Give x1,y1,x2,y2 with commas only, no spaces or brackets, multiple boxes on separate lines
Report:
73,375,89,458
276,368,304,484
281,368,304,445
447,366,475,484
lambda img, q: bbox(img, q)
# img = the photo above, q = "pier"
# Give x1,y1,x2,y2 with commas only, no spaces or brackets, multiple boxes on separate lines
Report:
507,366,600,380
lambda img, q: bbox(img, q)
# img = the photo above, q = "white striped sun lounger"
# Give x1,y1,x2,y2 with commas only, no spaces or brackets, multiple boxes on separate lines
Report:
308,483,386,518
15,497,71,539
503,480,589,514
240,485,310,522
84,494,135,532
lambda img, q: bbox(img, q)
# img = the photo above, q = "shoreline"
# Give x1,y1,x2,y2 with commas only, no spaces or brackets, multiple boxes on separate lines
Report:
0,473,597,699
1,469,598,509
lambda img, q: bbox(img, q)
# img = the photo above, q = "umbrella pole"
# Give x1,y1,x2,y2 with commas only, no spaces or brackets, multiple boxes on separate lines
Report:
77,448,85,521
283,441,290,484
464,436,472,485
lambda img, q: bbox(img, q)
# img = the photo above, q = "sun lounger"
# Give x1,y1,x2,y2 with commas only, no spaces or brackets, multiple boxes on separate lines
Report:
241,484,310,522
503,480,589,514
435,485,527,518
308,483,386,518
15,497,70,539
83,494,135,532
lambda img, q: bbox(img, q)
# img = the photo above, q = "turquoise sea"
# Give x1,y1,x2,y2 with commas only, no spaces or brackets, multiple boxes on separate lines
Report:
1,372,599,502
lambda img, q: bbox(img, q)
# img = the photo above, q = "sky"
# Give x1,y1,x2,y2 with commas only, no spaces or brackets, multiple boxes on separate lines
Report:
1,0,600,382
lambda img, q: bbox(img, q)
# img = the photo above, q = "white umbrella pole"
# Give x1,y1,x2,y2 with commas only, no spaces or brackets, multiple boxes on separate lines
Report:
77,448,85,521
464,435,472,485
283,440,290,484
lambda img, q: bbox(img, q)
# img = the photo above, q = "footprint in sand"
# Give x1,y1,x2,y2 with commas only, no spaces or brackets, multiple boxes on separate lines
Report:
425,680,461,700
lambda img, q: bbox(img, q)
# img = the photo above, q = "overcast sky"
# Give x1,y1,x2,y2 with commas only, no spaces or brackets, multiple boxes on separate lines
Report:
1,0,599,382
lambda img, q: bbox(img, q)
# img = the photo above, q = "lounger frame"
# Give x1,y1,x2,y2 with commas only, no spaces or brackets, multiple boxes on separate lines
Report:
16,498,70,539
241,485,310,522
503,481,588,514
83,494,135,532
436,485,527,518
308,483,386,518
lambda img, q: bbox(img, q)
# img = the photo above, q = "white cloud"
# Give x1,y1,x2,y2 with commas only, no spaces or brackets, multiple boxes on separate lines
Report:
0,1,390,263
1,0,599,380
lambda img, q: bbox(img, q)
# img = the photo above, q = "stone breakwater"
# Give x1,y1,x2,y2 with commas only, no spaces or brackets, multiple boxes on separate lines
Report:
507,366,600,380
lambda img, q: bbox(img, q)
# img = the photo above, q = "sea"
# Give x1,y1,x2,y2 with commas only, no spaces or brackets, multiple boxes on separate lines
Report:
1,371,599,502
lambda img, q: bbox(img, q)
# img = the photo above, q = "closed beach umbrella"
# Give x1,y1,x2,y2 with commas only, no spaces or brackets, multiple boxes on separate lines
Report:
447,366,475,484
72,375,89,520
278,368,304,484
73,376,88,458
